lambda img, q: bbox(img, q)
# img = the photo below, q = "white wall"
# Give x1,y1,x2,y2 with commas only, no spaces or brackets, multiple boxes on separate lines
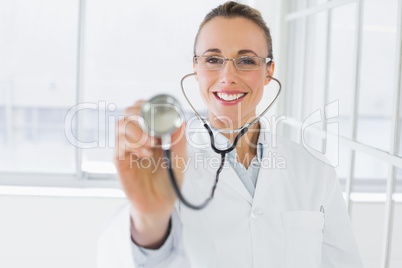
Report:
0,194,401,268
0,194,125,268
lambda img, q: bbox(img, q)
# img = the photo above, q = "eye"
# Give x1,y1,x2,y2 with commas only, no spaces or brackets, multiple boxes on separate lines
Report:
205,56,223,64
237,56,258,65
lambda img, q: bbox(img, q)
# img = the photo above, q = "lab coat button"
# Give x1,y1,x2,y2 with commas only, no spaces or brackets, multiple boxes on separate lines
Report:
251,208,264,219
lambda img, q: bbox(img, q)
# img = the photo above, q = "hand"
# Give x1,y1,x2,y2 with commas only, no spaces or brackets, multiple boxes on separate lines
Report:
115,100,187,248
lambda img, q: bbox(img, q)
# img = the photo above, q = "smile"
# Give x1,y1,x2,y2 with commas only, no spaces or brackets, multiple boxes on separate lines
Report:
212,91,248,106
215,92,245,101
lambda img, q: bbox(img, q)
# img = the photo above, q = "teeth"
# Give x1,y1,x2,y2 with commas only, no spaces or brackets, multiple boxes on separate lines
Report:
216,92,245,101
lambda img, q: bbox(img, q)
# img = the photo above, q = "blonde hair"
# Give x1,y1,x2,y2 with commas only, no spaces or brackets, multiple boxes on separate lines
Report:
193,1,273,62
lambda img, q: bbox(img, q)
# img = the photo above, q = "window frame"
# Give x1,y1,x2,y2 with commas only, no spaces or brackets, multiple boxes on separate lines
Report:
279,0,402,267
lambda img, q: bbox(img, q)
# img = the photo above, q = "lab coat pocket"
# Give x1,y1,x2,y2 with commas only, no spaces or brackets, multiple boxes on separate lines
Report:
282,211,324,268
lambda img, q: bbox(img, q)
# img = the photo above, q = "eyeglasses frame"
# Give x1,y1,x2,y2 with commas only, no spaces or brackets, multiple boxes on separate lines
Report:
193,55,272,71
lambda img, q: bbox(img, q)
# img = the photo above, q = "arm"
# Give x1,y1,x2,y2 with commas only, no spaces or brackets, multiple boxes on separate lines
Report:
97,101,190,268
97,204,191,268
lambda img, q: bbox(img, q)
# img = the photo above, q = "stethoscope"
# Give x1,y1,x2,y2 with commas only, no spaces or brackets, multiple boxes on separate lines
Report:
140,73,281,210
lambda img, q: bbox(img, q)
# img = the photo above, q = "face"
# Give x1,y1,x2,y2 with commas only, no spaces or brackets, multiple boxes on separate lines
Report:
194,16,275,129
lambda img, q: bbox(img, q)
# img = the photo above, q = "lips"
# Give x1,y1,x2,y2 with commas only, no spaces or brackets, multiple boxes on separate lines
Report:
212,91,248,106
215,92,245,101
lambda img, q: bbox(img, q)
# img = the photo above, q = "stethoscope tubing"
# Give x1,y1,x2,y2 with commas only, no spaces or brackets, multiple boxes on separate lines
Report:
163,72,282,210
163,148,226,210
180,73,282,134
163,123,250,210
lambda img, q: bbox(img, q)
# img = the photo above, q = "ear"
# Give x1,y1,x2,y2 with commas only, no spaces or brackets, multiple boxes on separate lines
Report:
193,61,198,81
264,61,275,86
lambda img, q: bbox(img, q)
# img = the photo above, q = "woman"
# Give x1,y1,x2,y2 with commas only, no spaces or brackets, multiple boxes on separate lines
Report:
98,2,363,268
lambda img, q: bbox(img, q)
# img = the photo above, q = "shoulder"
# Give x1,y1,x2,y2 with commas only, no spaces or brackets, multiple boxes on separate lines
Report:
264,133,338,191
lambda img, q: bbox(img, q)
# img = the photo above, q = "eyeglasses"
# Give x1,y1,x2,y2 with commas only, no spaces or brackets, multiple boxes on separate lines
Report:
194,55,272,71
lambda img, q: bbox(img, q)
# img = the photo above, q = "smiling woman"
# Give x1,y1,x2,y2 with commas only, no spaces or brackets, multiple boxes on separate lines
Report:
193,16,274,135
98,2,364,268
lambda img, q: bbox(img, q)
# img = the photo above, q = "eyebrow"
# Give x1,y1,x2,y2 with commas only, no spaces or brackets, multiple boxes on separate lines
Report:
202,48,258,57
238,49,258,56
202,48,221,55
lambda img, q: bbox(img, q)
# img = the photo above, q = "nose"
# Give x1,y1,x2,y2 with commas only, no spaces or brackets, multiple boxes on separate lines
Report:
219,59,238,85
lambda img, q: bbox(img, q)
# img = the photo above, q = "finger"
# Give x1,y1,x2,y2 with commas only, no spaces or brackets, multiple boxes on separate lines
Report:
124,100,146,117
150,136,162,148
168,122,187,187
125,146,154,158
171,122,187,152
118,116,151,148
116,130,153,160
121,119,152,147
116,100,151,160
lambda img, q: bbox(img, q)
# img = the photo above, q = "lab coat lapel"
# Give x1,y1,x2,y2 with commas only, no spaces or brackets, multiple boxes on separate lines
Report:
252,146,276,203
252,124,280,203
219,160,253,204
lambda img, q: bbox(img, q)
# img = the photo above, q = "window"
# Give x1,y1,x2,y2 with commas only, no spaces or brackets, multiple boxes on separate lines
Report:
77,0,225,178
0,106,5,145
280,0,401,267
0,0,78,174
282,0,401,192
0,0,224,184
356,0,397,151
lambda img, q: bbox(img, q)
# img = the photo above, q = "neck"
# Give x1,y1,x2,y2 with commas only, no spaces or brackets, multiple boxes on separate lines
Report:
207,110,260,153
226,121,260,170
208,108,257,130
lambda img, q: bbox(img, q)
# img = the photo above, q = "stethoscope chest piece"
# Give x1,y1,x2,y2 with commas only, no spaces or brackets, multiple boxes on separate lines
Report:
140,94,184,138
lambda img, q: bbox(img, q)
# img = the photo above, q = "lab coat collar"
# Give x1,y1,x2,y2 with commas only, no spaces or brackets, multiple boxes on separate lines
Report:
187,117,275,205
186,117,269,154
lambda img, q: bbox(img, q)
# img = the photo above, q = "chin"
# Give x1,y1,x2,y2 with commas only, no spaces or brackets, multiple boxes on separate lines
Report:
208,109,246,127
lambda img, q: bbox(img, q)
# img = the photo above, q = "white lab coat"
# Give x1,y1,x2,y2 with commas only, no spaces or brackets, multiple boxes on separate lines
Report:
97,121,364,268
